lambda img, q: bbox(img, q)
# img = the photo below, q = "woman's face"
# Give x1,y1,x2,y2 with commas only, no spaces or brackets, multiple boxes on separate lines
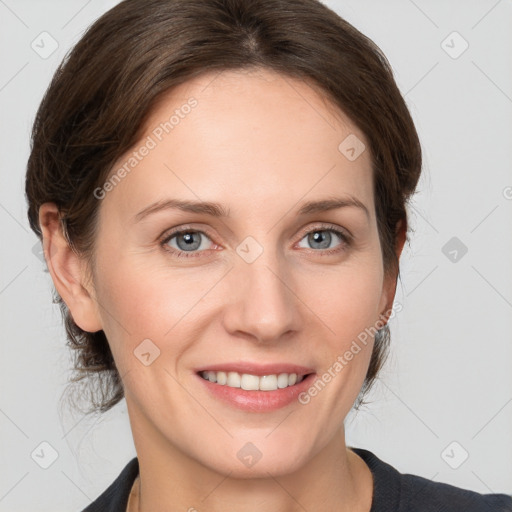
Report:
84,68,397,476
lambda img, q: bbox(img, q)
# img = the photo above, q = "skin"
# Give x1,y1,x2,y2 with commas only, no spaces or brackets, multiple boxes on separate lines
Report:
40,67,405,511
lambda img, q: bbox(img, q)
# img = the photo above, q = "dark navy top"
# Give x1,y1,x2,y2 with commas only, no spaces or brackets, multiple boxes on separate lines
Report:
81,447,512,511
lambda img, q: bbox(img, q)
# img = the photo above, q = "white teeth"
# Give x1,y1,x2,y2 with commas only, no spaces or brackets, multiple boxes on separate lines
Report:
200,371,305,391
260,374,278,391
277,373,289,388
241,374,259,390
227,371,241,388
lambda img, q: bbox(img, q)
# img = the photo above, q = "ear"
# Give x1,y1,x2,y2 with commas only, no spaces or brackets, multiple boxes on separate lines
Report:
378,218,407,323
39,203,103,333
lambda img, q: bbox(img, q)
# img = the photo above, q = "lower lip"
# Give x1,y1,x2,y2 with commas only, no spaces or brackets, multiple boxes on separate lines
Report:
196,373,317,412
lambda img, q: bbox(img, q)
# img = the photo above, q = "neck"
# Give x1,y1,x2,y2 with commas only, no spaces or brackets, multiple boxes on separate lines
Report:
126,402,373,512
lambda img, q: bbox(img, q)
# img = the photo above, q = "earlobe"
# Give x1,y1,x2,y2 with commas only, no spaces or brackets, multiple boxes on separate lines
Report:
38,203,103,333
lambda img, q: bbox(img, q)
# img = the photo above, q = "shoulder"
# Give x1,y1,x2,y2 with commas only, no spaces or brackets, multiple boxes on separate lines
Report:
81,457,139,512
351,447,512,512
400,471,512,512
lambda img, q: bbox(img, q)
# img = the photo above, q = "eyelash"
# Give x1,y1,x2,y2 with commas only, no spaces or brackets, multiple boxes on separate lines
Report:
159,223,352,259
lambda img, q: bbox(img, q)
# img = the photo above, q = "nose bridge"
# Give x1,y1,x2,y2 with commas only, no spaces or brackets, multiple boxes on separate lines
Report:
224,236,299,342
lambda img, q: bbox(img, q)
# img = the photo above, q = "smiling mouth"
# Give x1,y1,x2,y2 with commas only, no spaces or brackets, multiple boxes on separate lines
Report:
198,370,311,391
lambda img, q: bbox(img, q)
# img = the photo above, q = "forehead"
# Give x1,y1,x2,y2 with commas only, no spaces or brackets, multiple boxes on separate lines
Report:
103,67,374,222
148,67,362,144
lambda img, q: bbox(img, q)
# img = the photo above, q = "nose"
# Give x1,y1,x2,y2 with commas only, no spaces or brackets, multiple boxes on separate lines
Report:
221,247,302,345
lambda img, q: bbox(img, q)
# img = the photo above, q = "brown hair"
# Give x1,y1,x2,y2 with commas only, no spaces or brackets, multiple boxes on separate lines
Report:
25,0,422,414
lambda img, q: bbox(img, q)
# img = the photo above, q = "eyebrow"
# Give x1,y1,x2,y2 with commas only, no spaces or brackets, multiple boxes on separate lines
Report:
133,196,370,222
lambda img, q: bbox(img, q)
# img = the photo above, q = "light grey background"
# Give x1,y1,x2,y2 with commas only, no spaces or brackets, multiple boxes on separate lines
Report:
1,0,511,510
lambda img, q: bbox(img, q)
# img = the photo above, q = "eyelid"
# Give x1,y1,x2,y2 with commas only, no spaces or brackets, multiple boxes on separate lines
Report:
295,222,353,244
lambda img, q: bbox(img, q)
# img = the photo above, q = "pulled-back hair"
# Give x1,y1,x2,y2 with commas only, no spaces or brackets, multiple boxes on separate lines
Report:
25,0,422,414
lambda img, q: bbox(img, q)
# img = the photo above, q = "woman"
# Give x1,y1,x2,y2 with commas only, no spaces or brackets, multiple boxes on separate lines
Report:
25,0,512,510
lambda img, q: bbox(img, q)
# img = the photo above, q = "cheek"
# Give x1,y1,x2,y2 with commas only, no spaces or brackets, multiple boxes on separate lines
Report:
91,255,226,367
308,257,384,341
302,258,384,405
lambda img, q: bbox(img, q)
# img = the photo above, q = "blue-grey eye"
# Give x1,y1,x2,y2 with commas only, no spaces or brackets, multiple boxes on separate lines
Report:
297,229,345,250
167,231,210,252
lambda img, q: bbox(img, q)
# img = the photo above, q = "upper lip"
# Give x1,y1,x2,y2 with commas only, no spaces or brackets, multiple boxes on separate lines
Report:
195,362,315,377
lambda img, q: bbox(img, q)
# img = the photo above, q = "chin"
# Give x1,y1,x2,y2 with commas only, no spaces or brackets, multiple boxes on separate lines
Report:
193,436,312,479
208,455,307,480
